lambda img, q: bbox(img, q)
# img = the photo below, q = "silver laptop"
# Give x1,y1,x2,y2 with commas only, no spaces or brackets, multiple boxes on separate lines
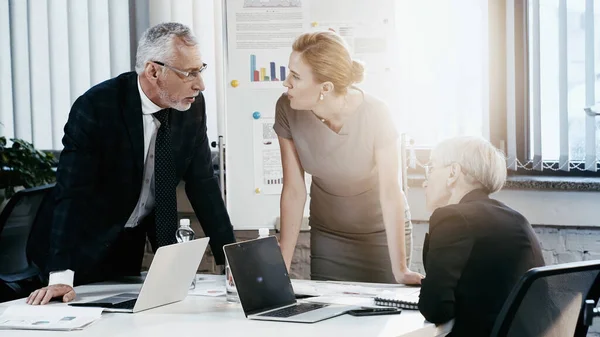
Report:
223,236,357,323
69,237,210,313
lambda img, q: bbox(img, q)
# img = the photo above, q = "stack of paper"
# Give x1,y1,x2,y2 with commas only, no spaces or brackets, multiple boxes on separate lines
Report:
291,279,405,297
292,280,422,309
0,305,102,331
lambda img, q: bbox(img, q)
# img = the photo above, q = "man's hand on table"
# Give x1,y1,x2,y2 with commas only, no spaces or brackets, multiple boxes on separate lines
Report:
26,284,76,305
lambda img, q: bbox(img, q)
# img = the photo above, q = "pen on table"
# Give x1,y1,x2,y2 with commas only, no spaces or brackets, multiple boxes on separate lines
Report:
342,291,361,295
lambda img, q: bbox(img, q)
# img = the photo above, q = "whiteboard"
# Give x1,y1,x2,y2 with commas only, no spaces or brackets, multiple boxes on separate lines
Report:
223,0,398,229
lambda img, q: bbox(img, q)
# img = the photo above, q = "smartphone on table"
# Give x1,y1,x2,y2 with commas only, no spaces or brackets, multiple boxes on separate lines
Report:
347,307,401,316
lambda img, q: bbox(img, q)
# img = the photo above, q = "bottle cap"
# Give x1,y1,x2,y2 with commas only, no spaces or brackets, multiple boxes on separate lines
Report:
258,228,269,238
180,218,191,227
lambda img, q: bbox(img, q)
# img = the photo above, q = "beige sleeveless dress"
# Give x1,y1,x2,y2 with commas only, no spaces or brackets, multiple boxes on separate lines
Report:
274,92,412,283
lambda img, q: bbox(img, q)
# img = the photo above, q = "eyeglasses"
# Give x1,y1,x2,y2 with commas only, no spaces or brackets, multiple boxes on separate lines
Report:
424,162,483,185
423,164,434,180
152,61,207,81
423,163,451,180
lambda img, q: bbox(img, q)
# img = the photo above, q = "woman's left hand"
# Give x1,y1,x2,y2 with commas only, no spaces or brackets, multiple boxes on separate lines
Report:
395,269,425,285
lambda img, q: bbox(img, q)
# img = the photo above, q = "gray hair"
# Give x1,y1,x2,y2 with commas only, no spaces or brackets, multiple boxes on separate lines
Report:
135,22,198,75
431,136,507,194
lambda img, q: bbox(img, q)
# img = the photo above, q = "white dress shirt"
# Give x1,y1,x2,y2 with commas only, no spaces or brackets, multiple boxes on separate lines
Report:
49,77,162,287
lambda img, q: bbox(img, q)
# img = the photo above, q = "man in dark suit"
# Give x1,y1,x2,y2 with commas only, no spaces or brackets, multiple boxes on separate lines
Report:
418,137,544,337
26,22,235,305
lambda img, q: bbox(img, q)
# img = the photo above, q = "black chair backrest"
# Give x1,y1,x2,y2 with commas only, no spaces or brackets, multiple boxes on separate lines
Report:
0,184,54,275
491,260,600,337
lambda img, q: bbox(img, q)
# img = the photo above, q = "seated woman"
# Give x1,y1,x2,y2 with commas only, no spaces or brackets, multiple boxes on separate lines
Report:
418,136,544,337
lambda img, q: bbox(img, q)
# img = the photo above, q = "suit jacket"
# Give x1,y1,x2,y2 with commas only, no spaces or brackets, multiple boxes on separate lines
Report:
418,189,544,337
30,72,235,284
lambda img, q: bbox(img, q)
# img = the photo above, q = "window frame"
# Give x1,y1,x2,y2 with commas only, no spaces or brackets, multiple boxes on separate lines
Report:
408,0,600,179
504,0,600,177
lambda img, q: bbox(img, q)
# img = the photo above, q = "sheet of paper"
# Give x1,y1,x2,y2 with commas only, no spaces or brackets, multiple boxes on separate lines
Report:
291,279,413,298
0,305,102,331
194,275,223,282
253,118,283,194
303,296,375,307
303,289,421,309
307,0,396,75
187,275,226,296
291,281,321,296
188,286,226,297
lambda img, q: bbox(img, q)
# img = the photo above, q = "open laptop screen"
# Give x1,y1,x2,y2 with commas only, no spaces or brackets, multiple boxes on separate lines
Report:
224,236,296,315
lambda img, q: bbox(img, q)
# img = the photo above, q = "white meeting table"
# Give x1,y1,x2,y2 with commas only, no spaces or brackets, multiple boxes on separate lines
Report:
0,275,452,337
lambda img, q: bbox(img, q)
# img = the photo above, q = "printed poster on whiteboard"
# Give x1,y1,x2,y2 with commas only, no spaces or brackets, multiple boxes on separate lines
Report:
226,0,310,90
253,118,283,194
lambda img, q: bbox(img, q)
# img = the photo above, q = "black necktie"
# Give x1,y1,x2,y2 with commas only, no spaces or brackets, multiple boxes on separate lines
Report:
153,109,178,247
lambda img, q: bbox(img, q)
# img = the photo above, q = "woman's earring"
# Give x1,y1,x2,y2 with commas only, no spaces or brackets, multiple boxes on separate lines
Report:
319,93,324,101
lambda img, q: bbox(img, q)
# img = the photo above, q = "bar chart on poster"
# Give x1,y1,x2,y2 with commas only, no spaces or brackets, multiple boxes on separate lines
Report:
223,0,397,229
249,54,287,82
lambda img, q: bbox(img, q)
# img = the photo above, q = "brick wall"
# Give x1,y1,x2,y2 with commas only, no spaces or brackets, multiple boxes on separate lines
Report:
141,215,312,279
532,226,600,336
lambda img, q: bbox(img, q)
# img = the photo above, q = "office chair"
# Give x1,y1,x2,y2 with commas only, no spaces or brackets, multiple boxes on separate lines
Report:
0,184,54,299
490,260,600,337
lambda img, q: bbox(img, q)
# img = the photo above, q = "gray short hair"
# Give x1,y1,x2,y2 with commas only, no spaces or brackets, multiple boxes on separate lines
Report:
431,136,507,194
135,22,198,75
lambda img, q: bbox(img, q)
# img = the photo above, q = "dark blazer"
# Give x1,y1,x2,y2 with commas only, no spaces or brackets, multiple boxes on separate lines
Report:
419,189,544,337
30,72,235,284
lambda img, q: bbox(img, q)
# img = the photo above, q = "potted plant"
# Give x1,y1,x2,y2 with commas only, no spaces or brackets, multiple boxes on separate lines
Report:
0,136,56,205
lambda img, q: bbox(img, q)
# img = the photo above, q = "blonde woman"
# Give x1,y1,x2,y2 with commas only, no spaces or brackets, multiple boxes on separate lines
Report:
274,31,422,284
419,136,544,336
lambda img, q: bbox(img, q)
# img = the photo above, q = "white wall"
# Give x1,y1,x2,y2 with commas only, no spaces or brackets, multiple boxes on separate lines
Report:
407,186,600,227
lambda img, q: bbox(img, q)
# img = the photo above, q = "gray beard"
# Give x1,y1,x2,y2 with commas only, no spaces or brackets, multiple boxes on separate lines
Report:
158,87,191,111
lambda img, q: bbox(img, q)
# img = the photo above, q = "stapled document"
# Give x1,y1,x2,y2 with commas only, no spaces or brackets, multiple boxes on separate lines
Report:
0,305,102,331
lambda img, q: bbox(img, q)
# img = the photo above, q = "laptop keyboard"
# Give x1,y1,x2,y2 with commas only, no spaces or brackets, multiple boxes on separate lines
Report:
259,303,326,318
108,298,137,309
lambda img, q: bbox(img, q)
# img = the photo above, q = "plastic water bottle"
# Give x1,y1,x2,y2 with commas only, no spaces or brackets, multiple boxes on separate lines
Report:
258,228,269,239
175,218,196,290
225,228,270,303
